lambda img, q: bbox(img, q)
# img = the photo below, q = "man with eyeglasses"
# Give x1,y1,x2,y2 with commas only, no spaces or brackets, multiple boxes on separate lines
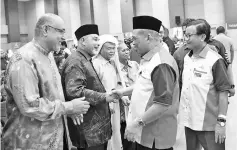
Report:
1,13,90,150
179,19,231,150
173,18,229,92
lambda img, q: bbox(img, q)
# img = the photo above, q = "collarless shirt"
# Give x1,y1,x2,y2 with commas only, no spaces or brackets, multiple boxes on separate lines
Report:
2,40,73,150
92,54,118,92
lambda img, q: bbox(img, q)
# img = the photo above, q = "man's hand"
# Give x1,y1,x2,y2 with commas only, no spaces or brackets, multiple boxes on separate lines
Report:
71,97,90,114
125,118,141,142
215,123,226,144
229,88,235,97
106,92,121,103
69,114,83,125
111,89,123,98
225,52,231,64
121,96,130,106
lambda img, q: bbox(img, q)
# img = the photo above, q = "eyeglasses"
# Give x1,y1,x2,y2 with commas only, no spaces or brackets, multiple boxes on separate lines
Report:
47,25,65,34
184,33,198,39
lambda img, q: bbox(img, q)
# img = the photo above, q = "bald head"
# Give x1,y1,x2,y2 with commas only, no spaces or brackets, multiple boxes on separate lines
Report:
34,13,64,37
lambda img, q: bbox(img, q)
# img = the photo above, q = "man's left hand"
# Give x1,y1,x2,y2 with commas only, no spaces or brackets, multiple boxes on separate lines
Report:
215,123,226,144
229,88,235,97
125,118,141,142
69,114,83,125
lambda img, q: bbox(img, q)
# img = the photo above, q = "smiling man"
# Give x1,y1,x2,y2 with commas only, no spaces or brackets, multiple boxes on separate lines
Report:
2,13,90,150
113,16,180,150
179,20,231,150
92,34,123,150
61,25,120,150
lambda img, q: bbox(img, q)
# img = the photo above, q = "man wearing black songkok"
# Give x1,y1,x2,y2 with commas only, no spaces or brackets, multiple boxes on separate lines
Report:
61,24,121,150
113,16,180,150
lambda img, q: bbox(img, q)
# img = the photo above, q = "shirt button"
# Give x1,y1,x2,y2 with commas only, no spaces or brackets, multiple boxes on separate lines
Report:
26,134,30,139
31,118,34,121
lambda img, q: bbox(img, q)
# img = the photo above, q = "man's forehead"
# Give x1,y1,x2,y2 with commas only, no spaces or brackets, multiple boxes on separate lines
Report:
88,34,99,38
185,25,196,33
52,17,65,29
132,29,142,36
104,42,116,47
118,43,127,50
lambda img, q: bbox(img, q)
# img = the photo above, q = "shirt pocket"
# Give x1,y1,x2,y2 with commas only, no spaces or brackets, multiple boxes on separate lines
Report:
192,68,212,85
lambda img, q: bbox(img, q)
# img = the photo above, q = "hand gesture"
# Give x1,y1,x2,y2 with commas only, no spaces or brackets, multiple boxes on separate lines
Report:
228,88,235,97
125,119,141,142
215,123,226,144
121,96,130,106
69,114,83,125
106,92,120,103
111,89,123,98
225,52,231,64
71,97,90,114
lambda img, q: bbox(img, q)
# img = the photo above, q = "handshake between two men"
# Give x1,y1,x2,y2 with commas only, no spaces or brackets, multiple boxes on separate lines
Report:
69,90,124,125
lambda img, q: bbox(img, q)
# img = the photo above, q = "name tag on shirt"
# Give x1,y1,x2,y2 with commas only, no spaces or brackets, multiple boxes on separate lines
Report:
193,68,207,78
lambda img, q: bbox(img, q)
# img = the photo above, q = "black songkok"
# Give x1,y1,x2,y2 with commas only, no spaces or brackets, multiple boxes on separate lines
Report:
75,24,99,40
133,16,162,33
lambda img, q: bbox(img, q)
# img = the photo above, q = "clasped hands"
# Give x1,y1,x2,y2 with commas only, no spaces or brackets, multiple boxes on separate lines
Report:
69,90,124,125
106,89,123,103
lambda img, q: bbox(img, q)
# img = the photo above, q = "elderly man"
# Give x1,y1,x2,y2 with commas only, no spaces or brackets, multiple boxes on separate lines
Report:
117,41,139,150
180,20,231,150
92,34,122,150
2,13,90,150
61,25,120,150
114,16,180,150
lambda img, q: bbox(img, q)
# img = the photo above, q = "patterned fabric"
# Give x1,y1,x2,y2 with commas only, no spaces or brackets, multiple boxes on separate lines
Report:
2,40,71,150
61,49,112,148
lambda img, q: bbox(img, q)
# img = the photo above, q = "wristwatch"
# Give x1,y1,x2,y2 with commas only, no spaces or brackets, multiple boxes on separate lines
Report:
217,118,226,127
137,118,146,127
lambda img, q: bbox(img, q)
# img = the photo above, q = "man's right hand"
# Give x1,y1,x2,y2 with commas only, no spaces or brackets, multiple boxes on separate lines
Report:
71,97,90,114
106,93,120,103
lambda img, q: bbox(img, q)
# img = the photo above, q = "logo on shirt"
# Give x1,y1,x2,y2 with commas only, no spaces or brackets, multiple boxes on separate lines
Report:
193,68,207,77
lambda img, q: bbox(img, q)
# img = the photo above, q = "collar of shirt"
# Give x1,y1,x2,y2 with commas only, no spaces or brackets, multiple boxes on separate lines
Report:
78,49,92,61
32,39,50,56
96,54,112,65
120,61,132,69
188,44,209,58
142,46,160,61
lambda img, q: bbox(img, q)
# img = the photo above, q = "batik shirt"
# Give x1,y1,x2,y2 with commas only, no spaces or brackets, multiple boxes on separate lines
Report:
2,40,73,150
61,49,112,148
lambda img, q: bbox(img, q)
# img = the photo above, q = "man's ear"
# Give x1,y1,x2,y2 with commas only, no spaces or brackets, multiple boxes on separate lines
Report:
80,37,86,47
42,25,48,37
147,33,152,42
201,34,206,42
